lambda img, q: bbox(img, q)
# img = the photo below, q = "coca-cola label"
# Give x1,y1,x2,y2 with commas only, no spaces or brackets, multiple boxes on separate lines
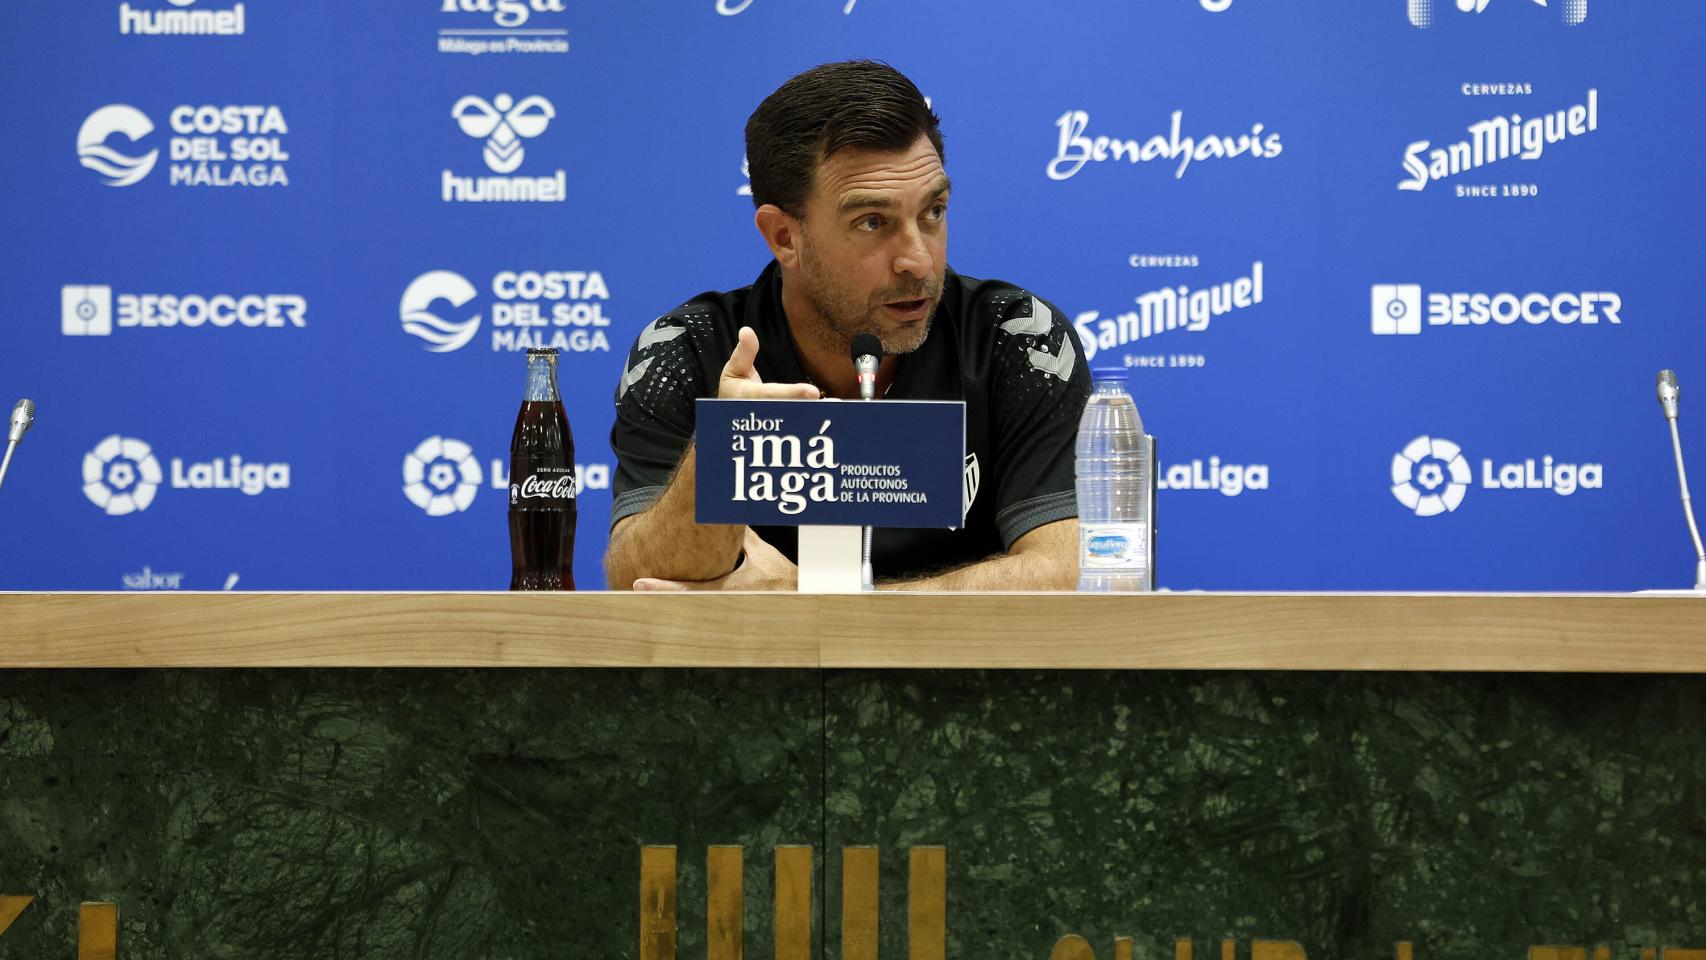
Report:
509,467,576,505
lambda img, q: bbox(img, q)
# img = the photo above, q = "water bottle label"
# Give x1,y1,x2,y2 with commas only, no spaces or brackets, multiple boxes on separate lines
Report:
1081,523,1148,570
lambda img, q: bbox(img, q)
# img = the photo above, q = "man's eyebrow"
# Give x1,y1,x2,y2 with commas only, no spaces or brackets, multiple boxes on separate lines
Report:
835,176,954,216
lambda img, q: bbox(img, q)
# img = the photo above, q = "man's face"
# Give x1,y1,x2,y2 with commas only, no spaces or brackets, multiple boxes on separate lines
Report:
792,134,949,357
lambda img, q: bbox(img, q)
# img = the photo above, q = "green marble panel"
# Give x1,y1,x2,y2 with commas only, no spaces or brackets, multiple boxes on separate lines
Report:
821,671,1706,960
1,668,1703,958
0,669,824,960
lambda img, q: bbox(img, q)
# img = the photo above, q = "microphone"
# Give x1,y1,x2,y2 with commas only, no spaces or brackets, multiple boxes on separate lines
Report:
1656,371,1706,590
850,333,883,402
0,398,35,492
849,334,884,591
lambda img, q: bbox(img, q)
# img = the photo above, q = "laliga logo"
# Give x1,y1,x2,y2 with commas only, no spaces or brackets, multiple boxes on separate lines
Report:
1391,434,1603,516
82,435,287,514
404,437,610,515
454,94,554,174
1408,0,1585,26
1391,436,1472,517
403,436,483,516
83,435,163,516
400,271,481,352
78,105,158,187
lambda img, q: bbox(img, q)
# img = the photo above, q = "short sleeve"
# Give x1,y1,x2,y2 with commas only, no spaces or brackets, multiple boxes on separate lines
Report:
609,314,705,528
987,294,1092,548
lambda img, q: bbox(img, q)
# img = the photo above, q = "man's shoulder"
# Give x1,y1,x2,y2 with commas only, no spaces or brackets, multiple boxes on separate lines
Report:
946,271,1080,381
643,283,751,348
949,271,1072,340
619,280,755,372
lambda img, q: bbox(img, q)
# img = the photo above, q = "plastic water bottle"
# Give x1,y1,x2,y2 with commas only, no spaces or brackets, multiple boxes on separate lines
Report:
1076,366,1151,592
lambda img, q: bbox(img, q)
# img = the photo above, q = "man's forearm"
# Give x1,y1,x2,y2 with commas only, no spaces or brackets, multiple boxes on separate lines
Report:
879,520,1079,592
604,444,744,588
877,553,1063,591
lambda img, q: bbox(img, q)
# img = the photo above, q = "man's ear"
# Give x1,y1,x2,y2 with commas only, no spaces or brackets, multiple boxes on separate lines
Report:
754,204,802,269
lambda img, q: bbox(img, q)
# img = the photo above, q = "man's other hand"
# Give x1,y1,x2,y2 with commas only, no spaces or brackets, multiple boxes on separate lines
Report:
719,326,820,401
633,527,798,591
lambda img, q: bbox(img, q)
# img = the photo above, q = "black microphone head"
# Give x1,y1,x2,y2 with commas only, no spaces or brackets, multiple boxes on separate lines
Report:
850,333,884,362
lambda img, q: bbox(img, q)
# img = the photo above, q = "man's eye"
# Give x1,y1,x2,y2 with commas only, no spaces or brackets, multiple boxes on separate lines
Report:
925,203,947,221
856,215,884,232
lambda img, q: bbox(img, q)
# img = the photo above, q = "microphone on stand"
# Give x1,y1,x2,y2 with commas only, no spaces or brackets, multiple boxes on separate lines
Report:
1656,370,1706,590
0,399,36,492
852,333,882,402
850,334,884,589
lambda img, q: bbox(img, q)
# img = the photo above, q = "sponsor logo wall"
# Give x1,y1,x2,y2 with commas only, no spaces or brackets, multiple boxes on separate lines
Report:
2,1,1699,590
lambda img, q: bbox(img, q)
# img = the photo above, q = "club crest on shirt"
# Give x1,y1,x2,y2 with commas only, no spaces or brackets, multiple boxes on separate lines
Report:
963,453,980,520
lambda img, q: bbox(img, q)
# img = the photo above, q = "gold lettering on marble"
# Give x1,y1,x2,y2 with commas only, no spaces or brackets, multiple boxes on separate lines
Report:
77,902,117,960
707,845,743,960
910,846,947,960
640,845,952,958
774,845,813,960
0,896,34,937
639,845,676,960
843,845,880,960
1254,941,1308,960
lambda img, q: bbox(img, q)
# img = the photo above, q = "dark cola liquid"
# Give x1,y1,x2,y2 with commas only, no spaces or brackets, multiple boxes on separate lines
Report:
508,399,577,590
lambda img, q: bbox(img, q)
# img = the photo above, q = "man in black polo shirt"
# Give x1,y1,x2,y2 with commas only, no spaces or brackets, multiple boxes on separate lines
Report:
604,60,1090,590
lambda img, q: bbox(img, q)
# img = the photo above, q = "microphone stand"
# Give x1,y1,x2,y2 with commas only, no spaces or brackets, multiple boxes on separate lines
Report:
0,438,17,492
858,365,877,592
1666,415,1706,590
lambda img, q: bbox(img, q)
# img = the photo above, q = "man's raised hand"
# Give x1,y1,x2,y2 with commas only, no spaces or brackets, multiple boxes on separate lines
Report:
718,326,820,401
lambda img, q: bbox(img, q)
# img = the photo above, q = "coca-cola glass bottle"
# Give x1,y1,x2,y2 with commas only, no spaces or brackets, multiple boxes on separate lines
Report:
509,348,576,590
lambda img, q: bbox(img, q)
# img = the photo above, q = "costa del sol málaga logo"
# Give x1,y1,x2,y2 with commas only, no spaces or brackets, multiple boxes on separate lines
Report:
400,271,480,352
83,435,163,515
403,436,483,516
1391,435,1471,517
78,105,158,186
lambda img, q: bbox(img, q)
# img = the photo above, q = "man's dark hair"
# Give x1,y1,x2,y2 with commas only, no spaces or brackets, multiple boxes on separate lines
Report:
745,60,944,215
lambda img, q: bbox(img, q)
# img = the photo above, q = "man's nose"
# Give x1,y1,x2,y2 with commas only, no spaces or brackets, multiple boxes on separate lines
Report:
891,223,933,278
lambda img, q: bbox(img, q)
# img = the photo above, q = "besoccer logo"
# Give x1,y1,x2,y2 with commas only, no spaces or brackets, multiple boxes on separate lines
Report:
1391,435,1471,517
403,436,483,516
1371,284,1422,335
63,285,114,335
454,94,554,173
400,271,480,352
83,435,163,516
1407,0,1586,27
77,105,158,187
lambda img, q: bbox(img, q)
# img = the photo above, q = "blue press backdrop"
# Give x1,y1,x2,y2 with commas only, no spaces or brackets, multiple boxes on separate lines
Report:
0,0,1699,591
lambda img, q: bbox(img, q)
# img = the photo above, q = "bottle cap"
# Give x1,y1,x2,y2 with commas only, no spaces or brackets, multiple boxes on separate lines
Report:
1091,365,1127,382
526,348,559,359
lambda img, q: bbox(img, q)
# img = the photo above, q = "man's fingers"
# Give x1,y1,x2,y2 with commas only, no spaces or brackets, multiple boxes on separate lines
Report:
718,326,820,400
723,326,761,380
634,577,692,591
740,381,820,400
